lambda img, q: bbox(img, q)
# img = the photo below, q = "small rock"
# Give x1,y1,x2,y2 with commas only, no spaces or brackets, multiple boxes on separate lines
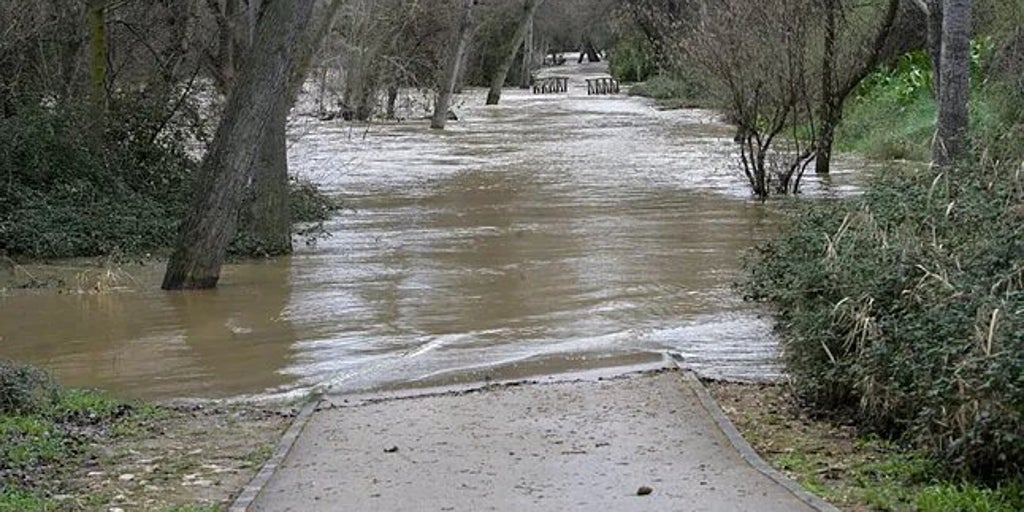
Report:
86,471,105,478
384,446,399,453
637,486,654,496
109,508,125,512
118,474,135,482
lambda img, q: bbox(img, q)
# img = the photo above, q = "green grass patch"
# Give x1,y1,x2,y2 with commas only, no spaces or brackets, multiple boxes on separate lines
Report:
0,489,55,512
1,360,155,506
628,74,711,109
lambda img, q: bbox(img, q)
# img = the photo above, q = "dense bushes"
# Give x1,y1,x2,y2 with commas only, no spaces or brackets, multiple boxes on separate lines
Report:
743,160,1023,480
0,99,339,260
609,33,656,83
0,101,196,259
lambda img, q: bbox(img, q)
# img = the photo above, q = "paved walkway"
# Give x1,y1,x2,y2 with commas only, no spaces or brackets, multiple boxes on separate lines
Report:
248,368,823,511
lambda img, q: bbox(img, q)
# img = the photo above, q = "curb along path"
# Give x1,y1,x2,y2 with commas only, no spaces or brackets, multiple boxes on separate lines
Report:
234,361,837,511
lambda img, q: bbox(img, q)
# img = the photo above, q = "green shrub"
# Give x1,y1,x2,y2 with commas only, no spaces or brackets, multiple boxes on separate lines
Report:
916,483,1024,512
610,33,656,83
0,101,195,259
0,489,53,512
0,98,339,260
0,362,57,416
742,162,1024,480
628,73,709,109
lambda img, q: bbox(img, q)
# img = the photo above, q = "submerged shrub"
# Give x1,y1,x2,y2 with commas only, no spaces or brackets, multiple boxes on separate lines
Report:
743,162,1024,480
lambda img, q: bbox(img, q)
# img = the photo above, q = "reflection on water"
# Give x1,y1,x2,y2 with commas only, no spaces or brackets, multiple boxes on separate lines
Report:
0,62,860,400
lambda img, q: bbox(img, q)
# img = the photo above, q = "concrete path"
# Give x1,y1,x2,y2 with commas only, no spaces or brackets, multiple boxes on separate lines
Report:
248,368,823,511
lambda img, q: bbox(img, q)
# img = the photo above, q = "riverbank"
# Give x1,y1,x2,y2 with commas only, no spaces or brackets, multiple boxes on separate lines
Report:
0,362,292,511
710,382,1024,511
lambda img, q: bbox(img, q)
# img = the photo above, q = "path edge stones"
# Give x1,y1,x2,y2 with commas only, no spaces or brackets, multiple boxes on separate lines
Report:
228,395,321,512
674,359,842,512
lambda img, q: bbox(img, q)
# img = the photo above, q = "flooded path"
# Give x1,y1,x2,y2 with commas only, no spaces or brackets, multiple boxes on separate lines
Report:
0,62,857,401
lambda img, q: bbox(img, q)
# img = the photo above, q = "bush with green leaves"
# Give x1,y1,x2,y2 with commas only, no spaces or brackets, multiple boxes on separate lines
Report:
609,33,656,83
0,100,195,259
0,97,340,260
0,362,57,416
742,161,1023,480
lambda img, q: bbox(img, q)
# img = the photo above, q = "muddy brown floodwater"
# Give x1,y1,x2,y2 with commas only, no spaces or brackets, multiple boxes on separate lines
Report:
0,62,859,401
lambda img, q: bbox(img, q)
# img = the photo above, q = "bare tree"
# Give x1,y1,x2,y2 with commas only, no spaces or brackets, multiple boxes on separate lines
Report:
814,0,900,175
162,0,317,290
432,0,476,130
686,0,820,198
486,0,545,105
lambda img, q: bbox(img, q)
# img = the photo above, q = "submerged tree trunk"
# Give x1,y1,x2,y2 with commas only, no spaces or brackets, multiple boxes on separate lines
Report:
578,41,600,63
236,97,292,256
240,0,346,258
815,0,838,175
815,0,899,175
386,85,399,119
487,0,545,105
162,0,317,290
432,0,475,130
520,14,535,88
934,0,972,168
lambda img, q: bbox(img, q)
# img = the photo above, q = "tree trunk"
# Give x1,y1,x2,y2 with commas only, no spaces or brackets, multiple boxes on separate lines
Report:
815,0,899,175
87,0,107,116
816,0,838,175
239,0,345,258
578,41,601,63
487,0,544,105
162,0,317,290
248,0,261,44
237,96,292,256
213,0,240,94
934,0,972,168
432,0,475,130
928,0,944,98
386,85,399,119
520,14,535,88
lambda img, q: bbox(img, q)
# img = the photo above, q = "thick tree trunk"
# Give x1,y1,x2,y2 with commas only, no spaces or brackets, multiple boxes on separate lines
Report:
934,0,972,168
213,0,240,94
162,0,316,290
87,0,107,115
487,0,544,105
432,0,475,130
240,0,345,258
248,0,261,44
237,97,292,256
520,15,535,88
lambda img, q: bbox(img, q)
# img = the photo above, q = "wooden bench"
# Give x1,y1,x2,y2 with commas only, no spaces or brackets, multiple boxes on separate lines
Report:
585,77,620,96
532,76,569,94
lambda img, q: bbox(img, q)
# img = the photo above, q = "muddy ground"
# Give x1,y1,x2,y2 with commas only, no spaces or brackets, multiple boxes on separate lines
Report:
62,403,292,511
